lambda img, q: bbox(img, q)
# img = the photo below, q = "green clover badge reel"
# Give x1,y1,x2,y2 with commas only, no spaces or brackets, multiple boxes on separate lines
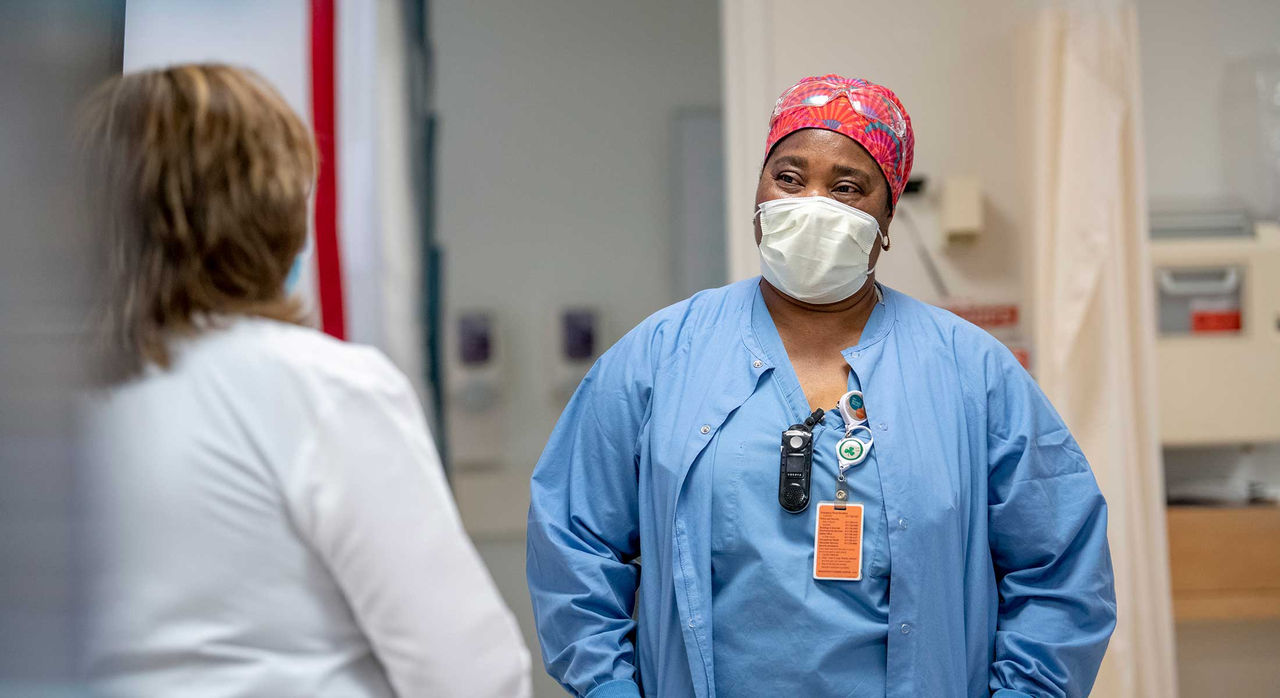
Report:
837,424,874,469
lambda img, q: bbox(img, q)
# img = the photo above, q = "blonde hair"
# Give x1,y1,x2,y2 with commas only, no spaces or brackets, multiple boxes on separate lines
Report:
79,64,316,382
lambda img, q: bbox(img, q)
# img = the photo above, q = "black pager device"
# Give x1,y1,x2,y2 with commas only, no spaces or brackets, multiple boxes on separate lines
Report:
778,409,824,513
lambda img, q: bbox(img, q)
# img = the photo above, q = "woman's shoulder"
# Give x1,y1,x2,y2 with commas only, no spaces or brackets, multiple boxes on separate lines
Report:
665,277,760,321
604,278,757,369
881,287,1026,387
181,316,411,398
883,287,1009,353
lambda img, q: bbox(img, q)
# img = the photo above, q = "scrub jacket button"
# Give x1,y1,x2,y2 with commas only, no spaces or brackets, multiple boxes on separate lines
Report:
898,517,908,530
900,623,912,635
877,422,888,431
700,425,711,435
753,360,763,368
688,619,696,629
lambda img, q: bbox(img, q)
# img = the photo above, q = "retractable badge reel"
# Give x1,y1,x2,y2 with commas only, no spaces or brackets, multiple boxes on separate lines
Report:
833,390,872,503
814,390,874,582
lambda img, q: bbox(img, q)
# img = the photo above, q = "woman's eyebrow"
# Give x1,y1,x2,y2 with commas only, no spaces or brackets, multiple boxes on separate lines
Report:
770,155,808,169
830,163,872,184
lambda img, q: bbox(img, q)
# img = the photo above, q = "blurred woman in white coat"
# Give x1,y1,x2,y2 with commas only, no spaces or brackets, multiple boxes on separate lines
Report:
79,64,530,697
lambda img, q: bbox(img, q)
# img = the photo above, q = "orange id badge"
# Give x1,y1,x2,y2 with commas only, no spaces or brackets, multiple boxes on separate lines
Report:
813,502,864,581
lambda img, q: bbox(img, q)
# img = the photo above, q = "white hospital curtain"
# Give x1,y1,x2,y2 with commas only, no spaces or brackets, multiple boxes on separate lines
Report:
1029,3,1178,696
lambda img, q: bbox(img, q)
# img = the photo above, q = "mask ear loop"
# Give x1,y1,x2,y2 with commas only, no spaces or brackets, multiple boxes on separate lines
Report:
752,202,768,232
868,230,887,305
866,225,886,268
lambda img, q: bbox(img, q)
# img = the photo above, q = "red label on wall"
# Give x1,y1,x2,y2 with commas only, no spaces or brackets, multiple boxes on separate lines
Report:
1190,310,1242,333
945,303,1019,329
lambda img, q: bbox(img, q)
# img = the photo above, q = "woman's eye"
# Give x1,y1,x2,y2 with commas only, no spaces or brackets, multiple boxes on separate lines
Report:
777,173,799,185
834,184,858,194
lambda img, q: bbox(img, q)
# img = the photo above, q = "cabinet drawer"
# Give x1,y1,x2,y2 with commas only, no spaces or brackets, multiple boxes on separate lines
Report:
1167,506,1280,621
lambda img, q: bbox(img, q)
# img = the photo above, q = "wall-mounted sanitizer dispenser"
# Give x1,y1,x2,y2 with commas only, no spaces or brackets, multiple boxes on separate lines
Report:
552,308,601,405
447,311,505,470
455,313,498,407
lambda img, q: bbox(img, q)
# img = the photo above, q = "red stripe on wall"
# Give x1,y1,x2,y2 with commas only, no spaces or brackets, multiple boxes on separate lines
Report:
309,0,346,339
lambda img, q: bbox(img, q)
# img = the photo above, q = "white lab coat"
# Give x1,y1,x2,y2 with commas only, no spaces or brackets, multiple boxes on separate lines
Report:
84,316,530,697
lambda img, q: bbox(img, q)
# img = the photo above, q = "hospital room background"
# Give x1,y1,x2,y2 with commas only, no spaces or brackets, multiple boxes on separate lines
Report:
1,0,1278,696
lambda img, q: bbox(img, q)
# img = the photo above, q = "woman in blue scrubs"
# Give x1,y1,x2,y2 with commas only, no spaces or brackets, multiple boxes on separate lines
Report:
527,74,1116,698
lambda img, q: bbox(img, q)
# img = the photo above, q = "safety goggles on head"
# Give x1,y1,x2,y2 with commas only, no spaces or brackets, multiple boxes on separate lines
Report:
771,79,908,139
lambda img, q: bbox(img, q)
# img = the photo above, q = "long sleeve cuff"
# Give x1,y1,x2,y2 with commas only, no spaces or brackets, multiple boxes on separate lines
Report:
992,690,1034,698
585,679,642,698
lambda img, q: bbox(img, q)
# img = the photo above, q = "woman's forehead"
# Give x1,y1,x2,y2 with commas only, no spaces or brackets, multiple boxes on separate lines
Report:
768,129,879,172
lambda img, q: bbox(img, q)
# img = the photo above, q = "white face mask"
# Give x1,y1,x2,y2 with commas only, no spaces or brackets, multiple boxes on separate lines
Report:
756,196,882,304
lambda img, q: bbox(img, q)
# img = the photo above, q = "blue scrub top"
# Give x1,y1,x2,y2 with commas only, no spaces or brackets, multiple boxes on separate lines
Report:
710,289,890,696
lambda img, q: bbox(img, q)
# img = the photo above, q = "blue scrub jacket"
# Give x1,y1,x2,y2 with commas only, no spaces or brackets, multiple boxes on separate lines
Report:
527,279,1116,698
